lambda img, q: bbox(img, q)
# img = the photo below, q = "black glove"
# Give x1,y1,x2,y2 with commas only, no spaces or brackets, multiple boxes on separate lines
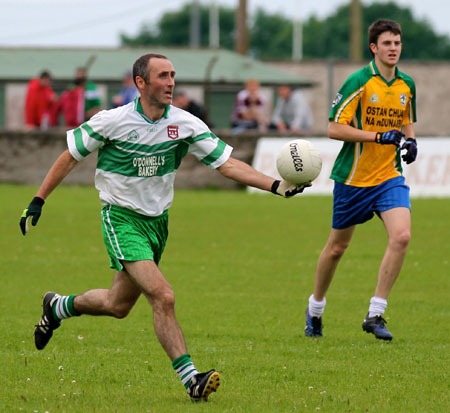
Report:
401,138,418,164
271,180,311,197
375,129,404,147
20,197,45,235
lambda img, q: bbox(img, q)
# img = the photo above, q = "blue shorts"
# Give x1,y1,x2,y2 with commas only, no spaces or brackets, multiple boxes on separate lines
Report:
332,176,411,230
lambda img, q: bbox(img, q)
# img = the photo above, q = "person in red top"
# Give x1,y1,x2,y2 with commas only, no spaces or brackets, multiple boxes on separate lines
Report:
51,82,85,128
24,70,55,129
51,67,101,128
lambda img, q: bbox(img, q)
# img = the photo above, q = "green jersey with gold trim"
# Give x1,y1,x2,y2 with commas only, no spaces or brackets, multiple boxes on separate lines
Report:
67,98,232,216
329,60,416,187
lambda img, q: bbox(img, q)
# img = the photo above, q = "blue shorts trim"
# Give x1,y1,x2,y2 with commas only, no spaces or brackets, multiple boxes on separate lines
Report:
332,176,411,229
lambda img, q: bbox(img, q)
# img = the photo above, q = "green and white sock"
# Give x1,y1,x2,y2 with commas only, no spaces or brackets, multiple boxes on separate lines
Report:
172,354,199,389
52,294,81,321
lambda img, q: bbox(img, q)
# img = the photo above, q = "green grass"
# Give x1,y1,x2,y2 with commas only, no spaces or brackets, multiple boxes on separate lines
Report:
1,184,449,412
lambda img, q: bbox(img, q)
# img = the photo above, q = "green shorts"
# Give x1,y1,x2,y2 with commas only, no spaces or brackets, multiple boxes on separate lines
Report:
101,205,168,271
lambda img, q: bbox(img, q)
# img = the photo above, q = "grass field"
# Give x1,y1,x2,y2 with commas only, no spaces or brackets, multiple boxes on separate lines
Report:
1,184,449,412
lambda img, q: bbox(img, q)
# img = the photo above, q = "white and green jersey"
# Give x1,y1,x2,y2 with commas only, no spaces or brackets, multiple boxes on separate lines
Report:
67,98,232,216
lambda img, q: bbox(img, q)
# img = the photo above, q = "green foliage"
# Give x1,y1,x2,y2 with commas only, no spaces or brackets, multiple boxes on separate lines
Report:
3,185,450,411
303,1,450,60
121,1,450,61
362,2,450,60
121,3,235,49
250,9,292,59
303,7,352,60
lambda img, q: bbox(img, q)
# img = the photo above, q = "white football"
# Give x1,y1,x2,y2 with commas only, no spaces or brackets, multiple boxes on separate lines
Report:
276,139,322,185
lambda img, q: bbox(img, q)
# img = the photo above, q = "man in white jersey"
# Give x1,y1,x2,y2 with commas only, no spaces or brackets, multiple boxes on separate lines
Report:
20,53,308,402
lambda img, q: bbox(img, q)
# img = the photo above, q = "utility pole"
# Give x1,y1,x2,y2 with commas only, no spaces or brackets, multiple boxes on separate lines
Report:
235,0,248,55
190,0,201,48
292,19,303,61
350,0,362,61
209,0,219,48
292,0,303,61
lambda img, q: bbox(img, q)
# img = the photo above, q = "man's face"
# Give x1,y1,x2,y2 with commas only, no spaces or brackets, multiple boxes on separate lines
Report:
278,86,291,99
371,31,402,67
74,69,87,86
40,76,51,87
140,58,175,108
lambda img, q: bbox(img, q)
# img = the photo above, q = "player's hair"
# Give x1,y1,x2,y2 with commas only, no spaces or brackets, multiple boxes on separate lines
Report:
132,53,168,87
368,19,402,56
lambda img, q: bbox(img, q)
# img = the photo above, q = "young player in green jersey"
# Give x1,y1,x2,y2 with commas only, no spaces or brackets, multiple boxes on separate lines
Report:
304,19,418,341
20,53,308,402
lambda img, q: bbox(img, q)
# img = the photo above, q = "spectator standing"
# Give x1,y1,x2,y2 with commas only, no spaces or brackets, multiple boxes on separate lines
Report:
230,79,267,133
52,67,101,128
270,85,313,134
112,70,139,108
24,70,55,129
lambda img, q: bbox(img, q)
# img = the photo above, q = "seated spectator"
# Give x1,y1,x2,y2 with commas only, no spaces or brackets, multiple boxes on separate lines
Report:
270,85,313,134
112,70,139,107
172,91,211,126
24,70,56,129
51,67,101,128
230,79,267,133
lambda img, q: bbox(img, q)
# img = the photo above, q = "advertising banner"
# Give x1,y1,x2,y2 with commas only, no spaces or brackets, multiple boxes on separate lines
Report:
250,137,450,197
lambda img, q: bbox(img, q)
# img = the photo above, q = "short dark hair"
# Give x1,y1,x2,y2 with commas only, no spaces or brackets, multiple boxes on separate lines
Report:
39,70,51,79
368,19,402,56
132,53,168,87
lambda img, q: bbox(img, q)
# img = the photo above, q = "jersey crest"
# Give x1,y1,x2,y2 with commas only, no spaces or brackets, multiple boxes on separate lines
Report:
167,125,179,139
127,130,139,141
369,93,379,103
399,94,407,106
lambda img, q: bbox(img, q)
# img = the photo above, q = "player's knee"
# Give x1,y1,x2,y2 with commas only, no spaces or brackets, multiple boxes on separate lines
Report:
328,241,349,259
161,289,176,309
391,230,411,250
153,287,176,311
110,302,133,319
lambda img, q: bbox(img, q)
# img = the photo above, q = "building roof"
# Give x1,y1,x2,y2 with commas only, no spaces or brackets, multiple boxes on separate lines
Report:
0,47,313,86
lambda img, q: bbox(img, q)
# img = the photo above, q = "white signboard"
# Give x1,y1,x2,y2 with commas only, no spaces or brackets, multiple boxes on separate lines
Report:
250,137,450,198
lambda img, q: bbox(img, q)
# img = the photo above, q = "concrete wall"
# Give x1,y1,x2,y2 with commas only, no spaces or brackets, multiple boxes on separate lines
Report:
0,129,263,188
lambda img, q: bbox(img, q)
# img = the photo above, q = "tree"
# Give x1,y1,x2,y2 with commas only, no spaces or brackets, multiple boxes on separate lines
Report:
302,1,450,60
120,3,235,49
363,2,450,60
249,9,292,59
121,1,450,61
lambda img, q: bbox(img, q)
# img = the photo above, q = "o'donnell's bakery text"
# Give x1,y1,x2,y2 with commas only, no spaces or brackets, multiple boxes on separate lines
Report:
133,156,166,176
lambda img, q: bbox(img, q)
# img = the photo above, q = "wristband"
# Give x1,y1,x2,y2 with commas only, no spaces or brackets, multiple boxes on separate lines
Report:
271,180,280,194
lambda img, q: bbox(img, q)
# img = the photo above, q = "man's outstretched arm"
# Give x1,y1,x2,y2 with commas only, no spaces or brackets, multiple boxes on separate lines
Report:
217,157,309,197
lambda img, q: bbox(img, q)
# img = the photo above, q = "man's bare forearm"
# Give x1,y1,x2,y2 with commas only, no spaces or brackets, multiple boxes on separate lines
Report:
35,150,79,200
